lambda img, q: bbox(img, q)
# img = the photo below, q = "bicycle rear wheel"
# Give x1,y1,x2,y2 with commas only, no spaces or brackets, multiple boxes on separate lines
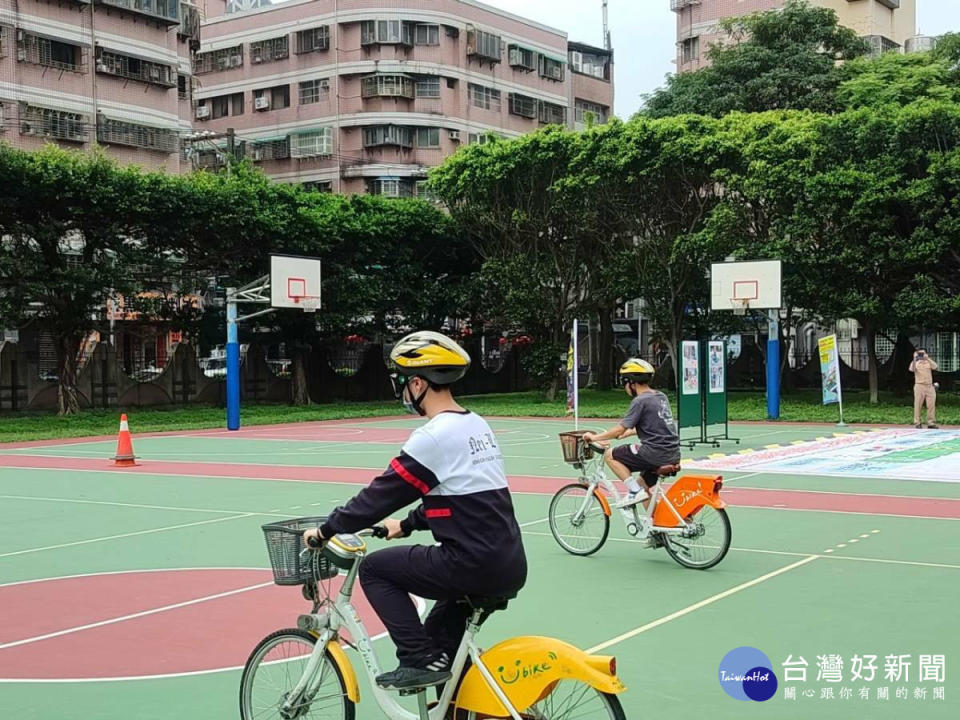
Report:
466,680,626,720
239,628,354,720
548,483,610,556
661,506,731,569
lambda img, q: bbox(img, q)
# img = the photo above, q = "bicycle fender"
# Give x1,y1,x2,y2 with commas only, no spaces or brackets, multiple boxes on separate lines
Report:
314,638,360,703
454,636,625,716
653,474,726,527
593,488,612,516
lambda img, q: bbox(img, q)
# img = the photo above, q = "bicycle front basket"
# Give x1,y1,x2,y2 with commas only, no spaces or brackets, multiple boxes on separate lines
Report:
558,430,594,465
261,517,339,586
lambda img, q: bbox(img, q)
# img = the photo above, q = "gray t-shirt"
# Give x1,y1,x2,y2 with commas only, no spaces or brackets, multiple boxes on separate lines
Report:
619,390,679,451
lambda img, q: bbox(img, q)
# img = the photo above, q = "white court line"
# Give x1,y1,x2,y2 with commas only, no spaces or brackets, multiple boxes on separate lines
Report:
0,514,255,558
0,566,271,590
522,530,960,570
0,581,274,650
586,556,819,653
518,517,549,528
0,494,290,517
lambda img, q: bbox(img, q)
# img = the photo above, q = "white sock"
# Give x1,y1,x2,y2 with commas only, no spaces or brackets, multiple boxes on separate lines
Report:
626,478,642,494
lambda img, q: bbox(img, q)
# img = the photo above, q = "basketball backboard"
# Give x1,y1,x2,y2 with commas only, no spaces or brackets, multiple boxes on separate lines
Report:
270,254,321,311
710,260,782,312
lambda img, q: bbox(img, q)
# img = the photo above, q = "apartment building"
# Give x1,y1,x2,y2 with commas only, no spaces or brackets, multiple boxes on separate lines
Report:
0,0,201,171
193,0,614,196
673,0,916,73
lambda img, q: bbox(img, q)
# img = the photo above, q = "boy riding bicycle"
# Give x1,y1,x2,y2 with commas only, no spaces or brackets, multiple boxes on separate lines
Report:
302,331,527,691
582,358,681,524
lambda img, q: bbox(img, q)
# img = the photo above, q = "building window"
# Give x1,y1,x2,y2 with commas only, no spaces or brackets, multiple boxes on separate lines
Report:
415,76,441,98
414,24,439,46
416,180,437,202
538,55,565,81
569,48,611,80
865,34,901,56
508,45,536,71
302,180,333,193
253,85,290,110
680,36,699,65
177,74,190,101
295,26,329,54
194,45,243,74
250,137,290,161
299,78,330,105
19,103,89,142
363,125,413,149
205,92,244,119
368,178,415,197
415,127,440,148
95,48,175,87
467,132,499,145
97,117,178,153
508,93,536,119
17,32,82,72
291,128,333,158
467,28,501,63
468,83,501,112
361,20,413,46
250,35,289,64
574,99,608,127
361,74,414,99
538,100,566,125
99,0,180,24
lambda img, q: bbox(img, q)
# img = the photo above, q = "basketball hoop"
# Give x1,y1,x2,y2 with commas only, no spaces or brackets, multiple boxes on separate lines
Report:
731,298,750,316
293,296,321,313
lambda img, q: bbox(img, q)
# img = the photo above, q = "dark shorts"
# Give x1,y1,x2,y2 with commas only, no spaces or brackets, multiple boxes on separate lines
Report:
611,443,681,487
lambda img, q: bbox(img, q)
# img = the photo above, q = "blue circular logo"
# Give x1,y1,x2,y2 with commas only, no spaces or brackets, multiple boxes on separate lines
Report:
718,647,778,702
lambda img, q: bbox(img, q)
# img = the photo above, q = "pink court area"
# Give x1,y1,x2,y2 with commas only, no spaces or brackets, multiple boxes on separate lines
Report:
0,569,386,680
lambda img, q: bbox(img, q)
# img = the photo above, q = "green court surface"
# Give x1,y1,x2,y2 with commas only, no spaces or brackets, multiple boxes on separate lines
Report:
0,417,957,719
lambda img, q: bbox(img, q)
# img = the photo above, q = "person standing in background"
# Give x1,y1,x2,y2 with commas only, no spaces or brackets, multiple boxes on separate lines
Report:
909,348,938,429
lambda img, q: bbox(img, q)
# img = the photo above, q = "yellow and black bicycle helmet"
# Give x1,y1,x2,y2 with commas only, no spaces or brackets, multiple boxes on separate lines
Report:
619,358,655,386
389,330,471,386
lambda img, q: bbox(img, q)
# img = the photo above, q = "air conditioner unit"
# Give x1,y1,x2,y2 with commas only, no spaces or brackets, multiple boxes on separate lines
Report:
96,61,109,72
570,51,582,71
17,49,27,62
229,56,241,67
251,51,262,64
217,57,229,69
549,66,562,80
195,105,210,119
20,122,33,135
251,147,264,161
150,66,161,79
17,29,25,41
448,130,461,142
509,48,522,65
254,96,270,110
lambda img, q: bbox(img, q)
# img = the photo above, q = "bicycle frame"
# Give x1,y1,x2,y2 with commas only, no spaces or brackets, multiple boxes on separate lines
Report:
575,456,694,537
282,535,525,720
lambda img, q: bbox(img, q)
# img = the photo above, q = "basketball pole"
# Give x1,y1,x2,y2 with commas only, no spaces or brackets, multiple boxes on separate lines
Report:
225,276,273,431
767,309,781,420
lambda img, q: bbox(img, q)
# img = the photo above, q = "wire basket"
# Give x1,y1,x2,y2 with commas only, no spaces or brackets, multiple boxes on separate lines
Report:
558,430,594,465
261,517,339,586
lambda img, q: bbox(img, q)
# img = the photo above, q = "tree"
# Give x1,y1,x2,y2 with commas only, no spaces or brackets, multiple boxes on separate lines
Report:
0,145,173,414
836,51,960,110
644,0,868,118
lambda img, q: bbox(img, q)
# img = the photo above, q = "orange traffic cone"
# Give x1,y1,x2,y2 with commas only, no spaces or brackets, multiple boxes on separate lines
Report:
112,413,139,467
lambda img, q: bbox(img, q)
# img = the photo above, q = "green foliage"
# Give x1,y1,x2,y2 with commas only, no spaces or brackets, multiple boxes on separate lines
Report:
644,0,868,118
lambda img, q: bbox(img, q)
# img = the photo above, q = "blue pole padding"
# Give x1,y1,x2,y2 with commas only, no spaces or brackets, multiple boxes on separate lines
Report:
226,293,240,431
767,309,780,420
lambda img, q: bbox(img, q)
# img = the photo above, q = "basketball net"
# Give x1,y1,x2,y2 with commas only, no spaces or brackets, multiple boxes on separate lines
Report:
293,296,321,313
732,298,750,316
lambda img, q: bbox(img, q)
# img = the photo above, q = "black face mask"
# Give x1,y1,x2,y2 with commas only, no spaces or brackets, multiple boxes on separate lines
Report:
391,373,429,416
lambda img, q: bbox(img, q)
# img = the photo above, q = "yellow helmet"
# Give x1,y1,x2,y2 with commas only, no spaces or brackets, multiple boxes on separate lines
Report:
619,358,655,385
389,330,471,386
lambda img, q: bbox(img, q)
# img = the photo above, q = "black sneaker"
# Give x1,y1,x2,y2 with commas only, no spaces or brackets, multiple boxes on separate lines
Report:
376,654,451,690
915,424,923,429
928,424,939,429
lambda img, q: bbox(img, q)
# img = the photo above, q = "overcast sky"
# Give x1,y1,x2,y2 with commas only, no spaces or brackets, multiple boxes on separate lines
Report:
479,0,960,118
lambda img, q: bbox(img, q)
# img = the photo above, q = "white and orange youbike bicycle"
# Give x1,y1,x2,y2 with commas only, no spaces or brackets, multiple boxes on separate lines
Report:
549,432,731,569
241,518,628,720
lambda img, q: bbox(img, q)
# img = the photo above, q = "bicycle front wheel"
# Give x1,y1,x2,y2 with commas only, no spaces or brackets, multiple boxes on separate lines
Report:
239,628,355,720
662,506,731,570
548,483,610,556
466,680,626,720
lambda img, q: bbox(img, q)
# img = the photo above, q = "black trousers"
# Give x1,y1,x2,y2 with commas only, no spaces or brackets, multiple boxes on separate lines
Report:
359,544,524,667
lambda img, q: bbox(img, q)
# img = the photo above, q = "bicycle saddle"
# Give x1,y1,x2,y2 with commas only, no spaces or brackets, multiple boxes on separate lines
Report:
463,593,515,612
657,464,681,477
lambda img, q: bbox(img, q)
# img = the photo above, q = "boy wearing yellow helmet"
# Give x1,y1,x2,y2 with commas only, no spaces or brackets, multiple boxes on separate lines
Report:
583,358,680,513
303,331,527,691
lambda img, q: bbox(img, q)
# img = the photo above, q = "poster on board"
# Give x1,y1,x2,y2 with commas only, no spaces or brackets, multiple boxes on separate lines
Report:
682,341,699,395
818,334,841,405
708,341,725,394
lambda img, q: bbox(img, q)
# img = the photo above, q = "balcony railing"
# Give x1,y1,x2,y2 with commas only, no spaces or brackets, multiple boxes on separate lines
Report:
670,0,701,11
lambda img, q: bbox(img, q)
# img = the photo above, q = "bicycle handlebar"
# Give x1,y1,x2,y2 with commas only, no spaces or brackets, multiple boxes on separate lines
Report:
306,525,388,549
